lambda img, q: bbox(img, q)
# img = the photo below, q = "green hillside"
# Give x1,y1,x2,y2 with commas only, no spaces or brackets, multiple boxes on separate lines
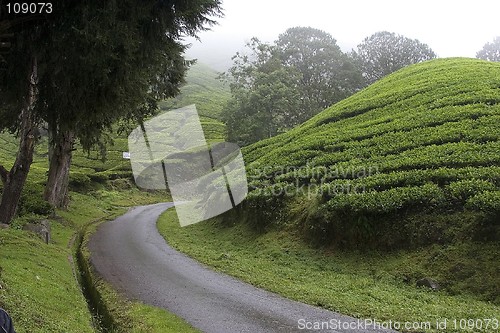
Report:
67,63,230,183
242,58,499,248
0,63,229,214
2,57,499,332
158,62,229,143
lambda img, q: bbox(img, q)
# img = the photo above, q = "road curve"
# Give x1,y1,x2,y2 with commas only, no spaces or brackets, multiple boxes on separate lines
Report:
89,203,397,333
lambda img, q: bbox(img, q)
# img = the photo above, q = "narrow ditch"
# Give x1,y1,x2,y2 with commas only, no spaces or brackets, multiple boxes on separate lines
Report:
71,220,118,333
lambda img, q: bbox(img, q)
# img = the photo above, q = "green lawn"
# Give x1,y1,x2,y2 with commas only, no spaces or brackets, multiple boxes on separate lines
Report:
0,227,94,333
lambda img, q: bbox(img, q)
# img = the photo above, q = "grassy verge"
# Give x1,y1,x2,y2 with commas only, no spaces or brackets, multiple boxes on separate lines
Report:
0,188,198,333
0,225,94,333
158,209,500,333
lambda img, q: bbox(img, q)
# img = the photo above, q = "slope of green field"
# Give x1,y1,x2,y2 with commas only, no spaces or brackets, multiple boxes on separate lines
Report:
69,63,229,188
158,62,229,144
158,62,230,121
67,62,228,184
241,58,500,247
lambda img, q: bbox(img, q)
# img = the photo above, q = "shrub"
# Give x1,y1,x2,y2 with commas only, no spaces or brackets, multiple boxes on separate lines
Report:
446,179,496,204
466,191,500,218
69,172,92,190
88,172,109,184
325,183,446,216
18,182,54,216
102,170,133,180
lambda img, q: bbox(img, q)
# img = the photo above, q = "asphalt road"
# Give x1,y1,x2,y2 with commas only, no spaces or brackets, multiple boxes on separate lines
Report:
89,203,397,333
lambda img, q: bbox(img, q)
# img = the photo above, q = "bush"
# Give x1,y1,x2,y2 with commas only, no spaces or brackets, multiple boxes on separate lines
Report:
88,172,109,184
107,178,133,190
466,191,500,219
102,170,133,180
18,182,54,216
325,183,446,215
69,172,92,190
446,179,496,204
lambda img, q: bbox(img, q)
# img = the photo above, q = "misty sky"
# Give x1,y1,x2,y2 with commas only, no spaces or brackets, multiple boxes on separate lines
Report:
185,0,500,70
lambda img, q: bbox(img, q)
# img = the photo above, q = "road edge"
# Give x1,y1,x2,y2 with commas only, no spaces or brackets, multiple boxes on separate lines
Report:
78,206,201,333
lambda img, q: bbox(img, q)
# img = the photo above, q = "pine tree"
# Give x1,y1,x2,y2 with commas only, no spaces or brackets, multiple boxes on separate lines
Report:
0,0,222,222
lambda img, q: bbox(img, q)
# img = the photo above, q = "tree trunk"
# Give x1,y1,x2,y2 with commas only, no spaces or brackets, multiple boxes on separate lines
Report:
0,56,39,224
44,128,75,209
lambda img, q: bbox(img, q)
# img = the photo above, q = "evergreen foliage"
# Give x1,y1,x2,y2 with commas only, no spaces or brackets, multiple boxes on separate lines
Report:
0,0,223,215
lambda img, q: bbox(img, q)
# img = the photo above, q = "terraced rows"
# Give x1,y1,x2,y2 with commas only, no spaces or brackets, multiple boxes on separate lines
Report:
243,58,500,228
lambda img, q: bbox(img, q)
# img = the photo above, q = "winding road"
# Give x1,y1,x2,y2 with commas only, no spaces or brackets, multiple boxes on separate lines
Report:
89,203,397,333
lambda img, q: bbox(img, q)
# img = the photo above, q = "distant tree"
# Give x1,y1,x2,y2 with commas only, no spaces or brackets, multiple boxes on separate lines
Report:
353,31,437,85
476,37,500,62
275,27,363,117
222,39,302,145
222,27,362,146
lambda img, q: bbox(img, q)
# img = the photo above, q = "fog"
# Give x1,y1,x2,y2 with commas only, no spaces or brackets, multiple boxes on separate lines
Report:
184,0,500,70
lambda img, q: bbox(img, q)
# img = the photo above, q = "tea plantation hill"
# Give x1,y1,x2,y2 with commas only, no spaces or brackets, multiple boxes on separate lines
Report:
158,62,229,144
242,58,500,248
60,61,230,192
